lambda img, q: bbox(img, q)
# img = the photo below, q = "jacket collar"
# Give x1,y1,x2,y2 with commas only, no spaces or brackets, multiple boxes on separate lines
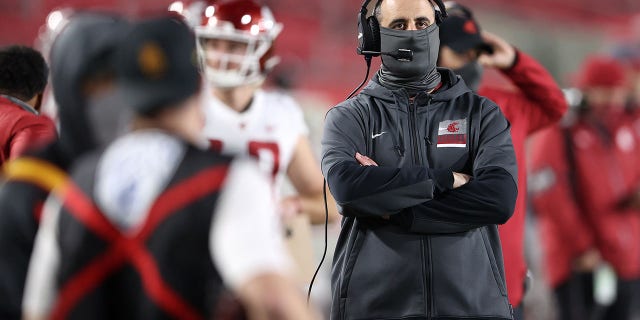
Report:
361,68,472,103
0,94,39,115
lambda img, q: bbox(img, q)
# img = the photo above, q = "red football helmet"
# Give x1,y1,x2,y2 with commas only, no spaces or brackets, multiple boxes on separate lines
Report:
191,0,282,87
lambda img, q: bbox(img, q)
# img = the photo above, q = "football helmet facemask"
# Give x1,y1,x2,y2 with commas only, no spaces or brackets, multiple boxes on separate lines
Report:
192,0,282,88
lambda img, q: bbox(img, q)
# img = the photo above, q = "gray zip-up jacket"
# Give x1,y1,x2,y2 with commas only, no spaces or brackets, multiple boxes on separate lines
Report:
321,69,517,320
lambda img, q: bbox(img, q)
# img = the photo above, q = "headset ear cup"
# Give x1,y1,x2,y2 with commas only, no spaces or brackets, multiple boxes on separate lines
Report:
434,0,448,24
367,15,380,53
357,12,369,53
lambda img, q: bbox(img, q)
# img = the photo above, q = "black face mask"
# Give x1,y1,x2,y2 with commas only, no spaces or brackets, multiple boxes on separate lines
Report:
377,23,441,92
454,61,483,92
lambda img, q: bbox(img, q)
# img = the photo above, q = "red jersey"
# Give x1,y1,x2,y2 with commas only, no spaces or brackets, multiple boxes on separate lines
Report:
479,51,568,306
0,95,56,165
530,112,640,285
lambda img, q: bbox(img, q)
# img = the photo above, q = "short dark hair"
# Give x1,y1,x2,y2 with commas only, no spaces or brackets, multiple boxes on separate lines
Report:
0,45,49,101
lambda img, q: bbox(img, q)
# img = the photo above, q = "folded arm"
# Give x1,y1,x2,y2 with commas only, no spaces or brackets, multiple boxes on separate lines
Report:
396,103,519,234
321,106,452,218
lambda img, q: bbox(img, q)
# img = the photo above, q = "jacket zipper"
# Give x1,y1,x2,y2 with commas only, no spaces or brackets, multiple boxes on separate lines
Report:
408,97,420,165
424,96,436,318
425,96,433,166
420,239,429,317
411,95,432,318
427,238,433,318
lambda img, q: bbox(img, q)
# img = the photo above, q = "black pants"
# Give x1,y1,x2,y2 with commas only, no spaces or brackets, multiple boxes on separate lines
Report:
512,304,524,320
600,278,640,320
554,272,595,320
556,273,640,320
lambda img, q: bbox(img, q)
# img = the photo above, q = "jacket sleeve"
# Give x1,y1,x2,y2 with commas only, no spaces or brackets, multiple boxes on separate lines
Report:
528,127,594,255
487,50,568,135
397,101,518,233
9,116,57,159
321,104,453,218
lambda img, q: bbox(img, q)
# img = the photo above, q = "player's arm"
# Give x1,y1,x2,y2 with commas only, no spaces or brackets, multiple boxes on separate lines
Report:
22,196,62,320
529,128,595,258
211,158,319,320
283,135,338,224
479,31,567,133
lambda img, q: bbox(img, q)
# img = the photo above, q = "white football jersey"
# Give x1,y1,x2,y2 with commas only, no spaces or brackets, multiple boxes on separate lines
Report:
202,88,309,190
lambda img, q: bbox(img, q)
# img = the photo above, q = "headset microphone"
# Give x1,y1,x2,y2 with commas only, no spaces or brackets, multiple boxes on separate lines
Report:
360,48,413,61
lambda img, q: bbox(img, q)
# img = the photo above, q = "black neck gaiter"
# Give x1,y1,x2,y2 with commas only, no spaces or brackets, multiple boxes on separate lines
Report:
377,23,441,92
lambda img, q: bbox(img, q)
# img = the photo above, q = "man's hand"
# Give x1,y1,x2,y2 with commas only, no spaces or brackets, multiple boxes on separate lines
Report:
453,172,471,189
573,248,601,272
477,31,516,70
355,152,378,166
617,188,640,211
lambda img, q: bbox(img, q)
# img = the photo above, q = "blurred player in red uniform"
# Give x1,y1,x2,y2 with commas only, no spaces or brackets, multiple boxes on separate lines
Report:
530,56,640,320
437,3,568,317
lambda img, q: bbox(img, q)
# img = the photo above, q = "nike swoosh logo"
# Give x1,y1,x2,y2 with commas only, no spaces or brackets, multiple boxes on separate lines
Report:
371,132,386,139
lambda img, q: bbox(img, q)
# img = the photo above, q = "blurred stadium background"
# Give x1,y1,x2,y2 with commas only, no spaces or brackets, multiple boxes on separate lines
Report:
1,0,639,102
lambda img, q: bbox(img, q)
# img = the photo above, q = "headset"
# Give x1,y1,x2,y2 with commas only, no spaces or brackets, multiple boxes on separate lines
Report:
357,0,448,58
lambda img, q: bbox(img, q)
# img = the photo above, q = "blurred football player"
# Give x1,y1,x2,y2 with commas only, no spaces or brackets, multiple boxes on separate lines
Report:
0,12,128,319
22,16,318,320
189,0,337,225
